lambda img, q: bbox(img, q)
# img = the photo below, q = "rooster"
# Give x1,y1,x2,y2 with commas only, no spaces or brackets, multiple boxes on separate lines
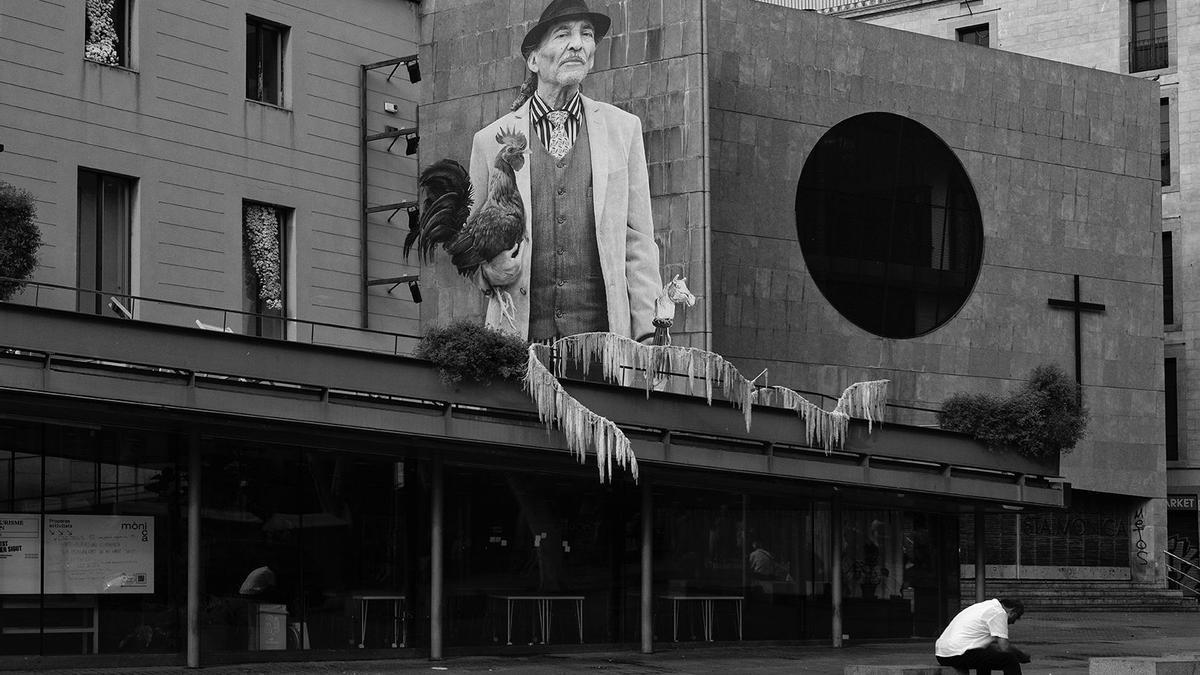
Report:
404,128,528,280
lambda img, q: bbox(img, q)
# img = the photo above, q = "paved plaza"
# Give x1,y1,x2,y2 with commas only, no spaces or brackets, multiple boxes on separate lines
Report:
11,610,1199,674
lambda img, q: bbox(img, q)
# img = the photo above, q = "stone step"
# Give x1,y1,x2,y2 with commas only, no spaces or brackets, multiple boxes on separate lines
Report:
958,580,1199,611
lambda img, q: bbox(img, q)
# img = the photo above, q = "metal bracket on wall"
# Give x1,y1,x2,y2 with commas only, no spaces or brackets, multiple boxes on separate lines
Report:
360,54,421,327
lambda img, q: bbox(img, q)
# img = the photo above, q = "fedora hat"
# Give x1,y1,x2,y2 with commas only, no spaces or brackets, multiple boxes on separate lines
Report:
520,0,611,56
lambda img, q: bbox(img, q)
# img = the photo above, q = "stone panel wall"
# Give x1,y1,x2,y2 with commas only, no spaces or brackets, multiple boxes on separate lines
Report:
706,1,1163,499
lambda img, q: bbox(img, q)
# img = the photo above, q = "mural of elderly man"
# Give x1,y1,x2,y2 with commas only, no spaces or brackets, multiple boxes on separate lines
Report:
470,0,664,342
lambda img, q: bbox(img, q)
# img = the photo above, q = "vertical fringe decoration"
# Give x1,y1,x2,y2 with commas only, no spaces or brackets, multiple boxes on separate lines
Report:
750,379,890,454
525,342,638,484
523,332,892,483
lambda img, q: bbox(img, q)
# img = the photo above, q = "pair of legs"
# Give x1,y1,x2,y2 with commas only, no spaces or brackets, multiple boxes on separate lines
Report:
937,648,1023,675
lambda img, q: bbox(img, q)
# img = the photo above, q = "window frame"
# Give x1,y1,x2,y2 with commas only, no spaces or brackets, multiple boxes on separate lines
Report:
246,15,289,107
1128,0,1170,73
944,13,997,49
795,113,985,340
955,23,990,48
77,168,135,317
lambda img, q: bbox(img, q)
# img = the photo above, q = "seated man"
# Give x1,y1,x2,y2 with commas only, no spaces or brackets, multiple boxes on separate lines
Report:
935,597,1030,675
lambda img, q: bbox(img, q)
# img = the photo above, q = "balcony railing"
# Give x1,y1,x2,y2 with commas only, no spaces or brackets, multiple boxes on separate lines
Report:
2,277,423,358
752,0,928,13
1,278,960,427
1165,550,1200,599
1130,37,1168,72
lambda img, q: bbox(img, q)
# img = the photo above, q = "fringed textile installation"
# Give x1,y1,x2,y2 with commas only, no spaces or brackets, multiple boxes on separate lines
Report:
750,379,890,452
524,332,891,483
525,342,638,484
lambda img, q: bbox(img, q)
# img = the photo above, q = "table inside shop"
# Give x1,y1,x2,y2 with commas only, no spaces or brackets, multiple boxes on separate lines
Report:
0,597,98,654
659,594,744,642
488,594,584,645
348,593,406,648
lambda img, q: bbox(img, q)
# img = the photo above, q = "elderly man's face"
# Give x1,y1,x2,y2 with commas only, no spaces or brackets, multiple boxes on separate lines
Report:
528,19,595,91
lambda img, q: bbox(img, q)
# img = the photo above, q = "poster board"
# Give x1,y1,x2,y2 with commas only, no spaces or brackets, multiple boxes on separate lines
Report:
0,514,155,594
0,514,41,594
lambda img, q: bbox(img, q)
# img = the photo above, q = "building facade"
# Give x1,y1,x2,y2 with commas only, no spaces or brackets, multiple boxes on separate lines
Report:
800,0,1200,594
0,0,1177,669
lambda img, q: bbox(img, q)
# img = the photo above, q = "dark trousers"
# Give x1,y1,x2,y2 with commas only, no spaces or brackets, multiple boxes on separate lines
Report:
937,648,1023,675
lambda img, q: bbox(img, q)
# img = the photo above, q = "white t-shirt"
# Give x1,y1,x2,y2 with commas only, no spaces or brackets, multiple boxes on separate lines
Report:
935,598,1010,657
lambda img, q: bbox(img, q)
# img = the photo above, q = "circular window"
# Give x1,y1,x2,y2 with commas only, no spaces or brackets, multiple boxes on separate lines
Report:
796,113,984,339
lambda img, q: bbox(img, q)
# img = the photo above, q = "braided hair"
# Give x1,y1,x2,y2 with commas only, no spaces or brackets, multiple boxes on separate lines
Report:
510,69,538,111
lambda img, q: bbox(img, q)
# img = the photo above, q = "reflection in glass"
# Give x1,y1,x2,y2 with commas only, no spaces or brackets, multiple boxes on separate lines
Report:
200,443,415,653
0,422,183,656
797,112,984,338
442,467,639,647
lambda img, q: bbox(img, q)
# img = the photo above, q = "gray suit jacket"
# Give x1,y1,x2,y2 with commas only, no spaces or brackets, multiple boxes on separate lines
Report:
468,95,662,340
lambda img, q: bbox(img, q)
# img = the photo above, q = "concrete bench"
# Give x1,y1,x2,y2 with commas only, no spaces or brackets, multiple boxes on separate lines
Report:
844,662,964,667
1089,656,1200,674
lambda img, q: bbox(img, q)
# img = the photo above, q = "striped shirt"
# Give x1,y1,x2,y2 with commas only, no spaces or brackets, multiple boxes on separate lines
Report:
529,92,583,154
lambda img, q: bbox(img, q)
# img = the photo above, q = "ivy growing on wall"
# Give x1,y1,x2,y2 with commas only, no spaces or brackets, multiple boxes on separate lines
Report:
416,320,528,386
0,181,42,301
84,0,120,65
938,364,1089,459
243,203,283,311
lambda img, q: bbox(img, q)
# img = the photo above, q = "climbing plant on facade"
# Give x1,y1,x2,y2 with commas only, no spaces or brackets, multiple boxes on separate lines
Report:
938,363,1088,459
243,203,283,311
84,0,120,65
0,181,41,301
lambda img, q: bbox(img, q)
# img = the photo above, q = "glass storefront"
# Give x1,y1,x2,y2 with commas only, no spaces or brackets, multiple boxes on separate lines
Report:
0,417,964,663
442,464,640,646
199,441,420,655
0,420,185,656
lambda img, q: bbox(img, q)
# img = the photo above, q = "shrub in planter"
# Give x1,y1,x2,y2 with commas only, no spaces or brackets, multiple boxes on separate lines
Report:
938,364,1088,459
0,181,41,301
416,320,527,386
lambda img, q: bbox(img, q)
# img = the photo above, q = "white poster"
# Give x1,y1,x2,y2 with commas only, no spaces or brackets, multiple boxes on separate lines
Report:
0,514,41,594
43,514,155,595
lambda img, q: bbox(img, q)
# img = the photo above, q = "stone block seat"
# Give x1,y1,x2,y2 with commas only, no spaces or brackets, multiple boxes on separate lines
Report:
1089,655,1200,674
844,662,964,667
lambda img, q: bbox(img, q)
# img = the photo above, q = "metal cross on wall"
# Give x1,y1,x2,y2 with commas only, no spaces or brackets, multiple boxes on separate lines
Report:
1047,274,1107,392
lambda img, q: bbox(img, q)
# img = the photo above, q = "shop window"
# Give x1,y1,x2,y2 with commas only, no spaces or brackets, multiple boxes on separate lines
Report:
956,24,989,47
1130,0,1168,72
200,443,416,653
441,465,639,646
77,169,133,316
796,113,984,339
246,16,287,106
0,420,183,656
1013,492,1130,567
242,201,289,338
84,0,133,68
1161,98,1172,186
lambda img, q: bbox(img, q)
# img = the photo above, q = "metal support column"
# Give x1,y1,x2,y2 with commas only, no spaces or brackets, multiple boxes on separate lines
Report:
358,64,369,328
430,456,444,660
975,510,986,603
186,434,201,668
640,479,653,653
831,497,842,647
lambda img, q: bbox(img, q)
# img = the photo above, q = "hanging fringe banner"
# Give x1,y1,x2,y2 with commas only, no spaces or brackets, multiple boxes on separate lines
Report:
524,332,890,483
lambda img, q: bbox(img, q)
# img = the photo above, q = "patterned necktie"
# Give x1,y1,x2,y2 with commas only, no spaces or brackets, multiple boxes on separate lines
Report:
546,110,572,159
